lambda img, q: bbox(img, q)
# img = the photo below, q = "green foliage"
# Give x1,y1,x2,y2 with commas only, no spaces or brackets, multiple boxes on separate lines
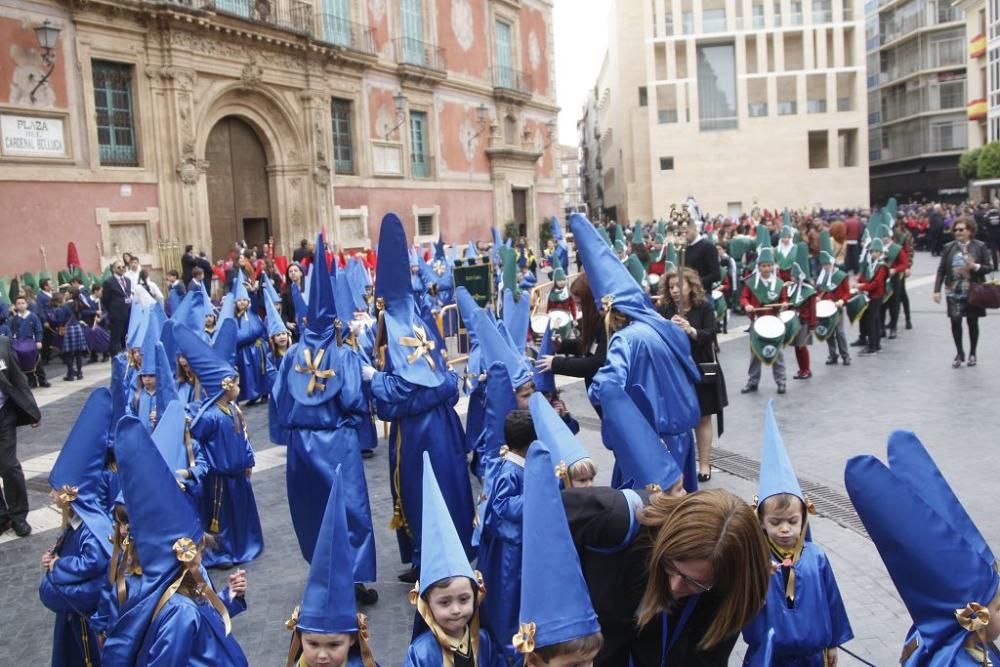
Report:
539,218,553,251
504,220,519,243
959,147,983,181
976,142,1000,180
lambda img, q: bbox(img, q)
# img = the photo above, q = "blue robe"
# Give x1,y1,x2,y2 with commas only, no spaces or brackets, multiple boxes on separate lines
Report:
266,348,291,446
742,542,853,666
234,310,268,402
38,521,110,667
272,342,376,579
589,320,701,492
473,371,515,483
371,371,474,566
177,378,208,407
465,381,486,455
133,589,247,666
189,403,264,567
404,628,507,667
478,457,524,664
127,387,159,432
900,628,1000,667
165,282,186,317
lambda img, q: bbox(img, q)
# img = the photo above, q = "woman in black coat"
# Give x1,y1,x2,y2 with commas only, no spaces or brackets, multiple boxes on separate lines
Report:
933,217,995,367
562,486,769,666
659,268,728,482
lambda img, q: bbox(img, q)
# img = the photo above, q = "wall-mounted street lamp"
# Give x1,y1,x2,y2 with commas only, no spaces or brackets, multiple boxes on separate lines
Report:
542,119,558,150
467,103,491,149
383,90,408,140
29,20,61,104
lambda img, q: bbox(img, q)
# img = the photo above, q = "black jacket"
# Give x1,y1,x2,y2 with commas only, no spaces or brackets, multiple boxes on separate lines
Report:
551,325,608,389
101,274,132,321
686,237,722,294
935,239,994,292
181,252,196,285
0,336,41,426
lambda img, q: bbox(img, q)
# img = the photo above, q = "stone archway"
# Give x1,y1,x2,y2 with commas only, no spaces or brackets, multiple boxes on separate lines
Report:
205,116,272,260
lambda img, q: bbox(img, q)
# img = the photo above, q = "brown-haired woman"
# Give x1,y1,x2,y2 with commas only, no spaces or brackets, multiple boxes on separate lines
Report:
562,486,770,665
534,272,608,402
933,217,994,367
659,269,728,482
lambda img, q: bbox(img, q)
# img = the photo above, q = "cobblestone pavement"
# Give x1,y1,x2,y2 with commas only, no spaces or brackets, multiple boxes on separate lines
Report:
2,253,994,665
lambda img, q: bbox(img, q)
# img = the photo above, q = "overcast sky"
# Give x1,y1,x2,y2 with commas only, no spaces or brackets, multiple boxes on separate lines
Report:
553,0,612,148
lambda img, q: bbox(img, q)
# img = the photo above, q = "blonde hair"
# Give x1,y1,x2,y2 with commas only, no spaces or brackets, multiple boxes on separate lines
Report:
569,459,597,484
635,489,770,649
664,268,707,309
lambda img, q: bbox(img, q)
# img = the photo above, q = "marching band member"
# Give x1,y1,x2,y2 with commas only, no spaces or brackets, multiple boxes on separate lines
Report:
816,231,852,366
740,239,788,395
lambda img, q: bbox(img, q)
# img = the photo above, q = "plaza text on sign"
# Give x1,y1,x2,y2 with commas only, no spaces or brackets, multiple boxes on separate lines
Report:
1,114,67,158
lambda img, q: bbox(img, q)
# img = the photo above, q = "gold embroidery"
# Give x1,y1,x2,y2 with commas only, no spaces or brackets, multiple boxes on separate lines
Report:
293,348,336,396
399,325,437,369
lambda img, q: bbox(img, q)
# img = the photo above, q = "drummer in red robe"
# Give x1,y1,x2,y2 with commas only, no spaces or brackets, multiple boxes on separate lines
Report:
740,242,788,395
856,239,889,356
782,243,817,380
815,231,852,366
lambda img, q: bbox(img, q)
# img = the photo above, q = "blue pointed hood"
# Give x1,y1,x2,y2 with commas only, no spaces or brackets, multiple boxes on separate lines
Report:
569,213,650,316
335,270,357,332
211,318,238,368
159,320,178,374
471,308,533,388
296,465,360,634
261,272,281,304
154,342,179,416
126,302,151,349
174,322,237,401
757,401,803,505
291,282,308,333
151,399,190,475
215,293,236,333
846,454,999,662
49,387,114,558
491,227,503,264
532,323,555,393
599,383,682,492
264,289,288,338
346,259,371,310
502,288,530,351
376,213,445,388
139,313,160,375
170,284,210,334
418,451,476,595
516,442,600,652
529,392,589,472
455,287,482,382
307,232,337,334
465,241,479,260
108,354,127,450
232,270,250,302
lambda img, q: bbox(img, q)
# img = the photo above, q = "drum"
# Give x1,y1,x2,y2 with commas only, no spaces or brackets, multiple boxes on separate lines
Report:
750,316,786,366
549,310,573,339
83,324,111,353
531,315,550,336
12,338,40,372
814,300,840,341
779,310,801,347
846,293,869,324
712,289,727,322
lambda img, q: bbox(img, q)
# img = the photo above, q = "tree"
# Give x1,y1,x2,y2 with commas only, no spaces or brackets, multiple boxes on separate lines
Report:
959,146,983,181
976,142,1000,180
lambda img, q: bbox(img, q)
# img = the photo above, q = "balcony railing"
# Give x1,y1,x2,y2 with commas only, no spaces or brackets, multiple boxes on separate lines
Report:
411,153,434,179
153,0,215,10
492,66,532,95
394,37,446,71
214,0,312,34
703,13,727,32
748,102,768,117
880,81,966,123
314,14,376,55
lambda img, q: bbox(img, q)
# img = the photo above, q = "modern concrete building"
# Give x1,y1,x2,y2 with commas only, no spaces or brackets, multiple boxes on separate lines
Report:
577,82,604,218
559,143,585,215
0,0,560,277
866,0,968,201
580,0,869,222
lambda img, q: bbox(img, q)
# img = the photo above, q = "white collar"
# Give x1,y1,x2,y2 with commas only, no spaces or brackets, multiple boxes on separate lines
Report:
504,451,526,468
68,514,82,530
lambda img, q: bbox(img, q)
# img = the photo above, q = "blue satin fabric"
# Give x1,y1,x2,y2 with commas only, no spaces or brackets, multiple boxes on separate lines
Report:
267,349,291,446
99,466,121,514
189,404,263,566
742,543,853,665
272,342,376,578
404,628,507,667
465,383,487,470
234,311,268,402
38,523,110,667
371,371,474,566
589,320,701,491
473,371,516,484
133,590,248,666
177,379,208,407
901,630,1000,666
127,389,158,432
478,458,525,664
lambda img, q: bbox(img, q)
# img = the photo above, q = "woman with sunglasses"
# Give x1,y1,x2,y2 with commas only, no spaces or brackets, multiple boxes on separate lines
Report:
561,487,770,665
933,217,994,368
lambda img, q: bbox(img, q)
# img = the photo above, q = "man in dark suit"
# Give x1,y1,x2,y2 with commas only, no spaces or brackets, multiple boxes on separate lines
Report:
0,334,41,537
101,259,132,355
181,244,196,285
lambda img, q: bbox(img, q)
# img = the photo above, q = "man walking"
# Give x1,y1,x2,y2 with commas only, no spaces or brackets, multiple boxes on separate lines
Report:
101,260,132,355
0,333,41,537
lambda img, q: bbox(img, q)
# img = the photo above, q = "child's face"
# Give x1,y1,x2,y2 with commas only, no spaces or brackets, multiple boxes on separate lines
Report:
178,355,190,370
273,332,289,348
300,631,353,667
427,577,475,639
526,649,600,667
760,498,804,549
205,315,217,328
665,477,686,498
554,278,566,289
224,380,240,402
515,383,534,410
141,375,157,391
236,298,251,312
758,262,774,279
572,473,594,488
14,299,26,313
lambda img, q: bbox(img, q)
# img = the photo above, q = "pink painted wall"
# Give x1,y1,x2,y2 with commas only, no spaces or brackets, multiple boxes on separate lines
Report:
437,101,491,174
0,181,158,277
0,15,71,109
368,86,399,141
520,4,549,98
335,187,494,244
434,0,489,81
538,192,561,221
367,2,389,59
524,117,554,178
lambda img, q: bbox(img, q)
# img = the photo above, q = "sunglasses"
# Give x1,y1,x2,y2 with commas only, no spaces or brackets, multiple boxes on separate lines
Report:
663,560,714,593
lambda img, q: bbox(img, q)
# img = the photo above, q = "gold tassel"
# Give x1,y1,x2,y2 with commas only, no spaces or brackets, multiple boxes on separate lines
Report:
209,477,223,534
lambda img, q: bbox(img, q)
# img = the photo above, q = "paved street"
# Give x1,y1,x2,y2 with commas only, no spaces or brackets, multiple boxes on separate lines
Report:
2,252,996,665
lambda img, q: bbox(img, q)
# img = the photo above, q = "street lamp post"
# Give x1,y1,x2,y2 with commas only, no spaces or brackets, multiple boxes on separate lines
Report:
383,90,408,140
29,20,61,104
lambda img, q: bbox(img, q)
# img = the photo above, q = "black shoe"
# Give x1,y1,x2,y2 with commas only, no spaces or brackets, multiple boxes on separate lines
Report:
76,373,83,380
27,377,37,388
860,348,878,356
825,357,838,365
842,357,851,366
12,519,31,537
63,375,75,382
38,380,51,388
905,321,912,330
850,339,867,348
953,354,964,368
697,469,712,483
0,520,9,536
776,384,786,394
740,384,758,394
398,567,419,584
888,329,897,340
355,583,379,605
968,354,978,367
362,450,375,459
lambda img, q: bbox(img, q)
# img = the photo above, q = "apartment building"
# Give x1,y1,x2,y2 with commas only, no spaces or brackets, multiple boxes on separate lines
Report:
560,143,586,215
578,85,604,218
866,0,969,201
0,0,559,276
580,0,869,222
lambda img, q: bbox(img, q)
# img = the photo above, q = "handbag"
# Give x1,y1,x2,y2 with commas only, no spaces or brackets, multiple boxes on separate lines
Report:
968,281,1000,310
697,345,720,385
